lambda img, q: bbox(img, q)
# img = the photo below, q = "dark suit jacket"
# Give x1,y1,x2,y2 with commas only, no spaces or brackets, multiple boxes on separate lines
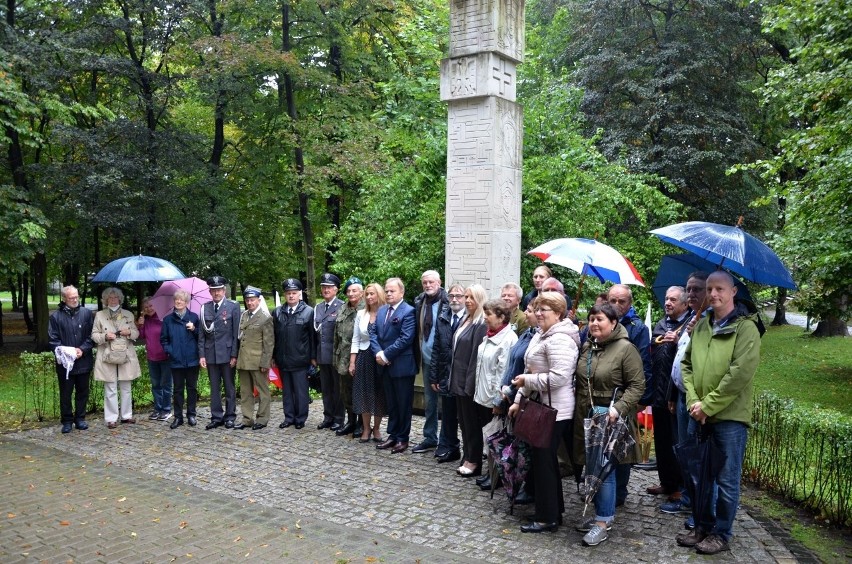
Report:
370,300,416,378
198,299,241,364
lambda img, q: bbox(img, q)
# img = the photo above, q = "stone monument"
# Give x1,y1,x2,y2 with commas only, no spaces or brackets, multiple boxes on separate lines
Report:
441,0,525,295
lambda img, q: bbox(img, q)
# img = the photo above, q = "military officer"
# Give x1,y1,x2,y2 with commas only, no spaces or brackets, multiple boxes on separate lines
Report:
198,275,241,429
234,286,274,430
272,278,316,429
314,273,345,431
333,276,364,437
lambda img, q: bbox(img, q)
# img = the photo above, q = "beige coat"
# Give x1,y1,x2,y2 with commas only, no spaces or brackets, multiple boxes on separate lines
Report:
236,309,274,370
91,308,141,383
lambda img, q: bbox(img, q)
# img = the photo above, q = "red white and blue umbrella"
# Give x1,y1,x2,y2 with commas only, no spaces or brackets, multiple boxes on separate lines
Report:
528,238,645,286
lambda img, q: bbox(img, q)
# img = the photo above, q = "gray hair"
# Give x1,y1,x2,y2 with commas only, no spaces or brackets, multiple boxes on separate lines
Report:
174,289,191,303
667,286,687,304
501,282,523,299
101,286,124,305
421,270,441,282
61,285,79,300
608,284,633,303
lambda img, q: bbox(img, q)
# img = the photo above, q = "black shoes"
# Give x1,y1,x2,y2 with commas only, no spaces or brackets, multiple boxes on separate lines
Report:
252,423,266,430
75,419,88,430
376,438,398,450
224,420,235,429
336,422,356,436
61,422,73,434
279,421,293,429
520,521,559,533
514,490,534,505
294,423,304,429
317,421,333,430
411,442,437,454
205,420,222,430
170,419,184,429
436,450,461,463
187,416,197,426
233,423,247,430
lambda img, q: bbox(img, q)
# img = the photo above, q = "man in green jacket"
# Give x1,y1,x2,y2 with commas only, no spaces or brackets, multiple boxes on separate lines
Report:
333,276,364,437
676,271,761,555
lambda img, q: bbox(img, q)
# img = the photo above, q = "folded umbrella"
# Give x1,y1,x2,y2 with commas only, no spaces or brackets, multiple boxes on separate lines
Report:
674,425,725,531
582,411,636,516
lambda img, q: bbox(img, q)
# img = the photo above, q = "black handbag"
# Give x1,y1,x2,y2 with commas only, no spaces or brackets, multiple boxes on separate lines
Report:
513,376,557,449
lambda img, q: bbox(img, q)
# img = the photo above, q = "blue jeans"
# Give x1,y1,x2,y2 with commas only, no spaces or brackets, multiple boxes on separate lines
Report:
699,421,748,541
148,360,173,413
421,362,438,445
594,468,616,523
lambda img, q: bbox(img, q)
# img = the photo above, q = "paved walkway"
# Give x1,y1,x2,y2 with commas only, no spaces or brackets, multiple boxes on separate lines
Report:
3,408,798,563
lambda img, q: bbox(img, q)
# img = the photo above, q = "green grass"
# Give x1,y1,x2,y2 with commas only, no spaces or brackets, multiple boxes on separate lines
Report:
754,324,852,414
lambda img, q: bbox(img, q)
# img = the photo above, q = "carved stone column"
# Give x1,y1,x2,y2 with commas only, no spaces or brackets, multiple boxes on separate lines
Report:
441,0,524,296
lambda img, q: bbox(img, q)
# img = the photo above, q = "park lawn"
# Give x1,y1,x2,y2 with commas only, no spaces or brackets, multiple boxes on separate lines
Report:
754,324,852,415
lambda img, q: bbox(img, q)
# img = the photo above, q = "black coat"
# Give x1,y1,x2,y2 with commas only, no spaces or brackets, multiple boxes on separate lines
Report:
428,303,455,393
272,302,316,370
48,303,94,375
650,313,689,408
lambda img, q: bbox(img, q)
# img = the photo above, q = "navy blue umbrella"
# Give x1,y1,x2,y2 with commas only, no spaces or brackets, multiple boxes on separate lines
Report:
91,255,185,283
650,221,796,289
653,254,752,308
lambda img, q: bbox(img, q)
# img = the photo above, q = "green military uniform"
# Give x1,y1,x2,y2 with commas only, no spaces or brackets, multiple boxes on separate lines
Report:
333,298,364,424
236,301,274,427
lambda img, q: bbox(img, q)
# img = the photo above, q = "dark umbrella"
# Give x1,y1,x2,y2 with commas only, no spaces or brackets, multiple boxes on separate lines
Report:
487,425,531,515
650,220,796,289
674,425,725,530
582,411,636,516
91,254,185,283
652,254,752,307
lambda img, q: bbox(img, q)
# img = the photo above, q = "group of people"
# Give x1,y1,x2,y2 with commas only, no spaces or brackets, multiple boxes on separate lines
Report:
48,263,760,555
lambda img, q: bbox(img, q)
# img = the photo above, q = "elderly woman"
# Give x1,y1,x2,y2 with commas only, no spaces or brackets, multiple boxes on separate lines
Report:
573,302,645,546
160,289,201,429
91,287,141,429
451,284,489,477
509,292,580,533
520,265,553,311
474,298,518,419
137,297,172,421
350,283,387,442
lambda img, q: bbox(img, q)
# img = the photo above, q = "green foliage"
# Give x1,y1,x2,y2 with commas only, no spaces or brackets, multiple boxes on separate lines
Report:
737,0,852,321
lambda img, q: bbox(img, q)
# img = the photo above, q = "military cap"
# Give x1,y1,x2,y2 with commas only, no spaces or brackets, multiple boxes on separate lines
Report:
206,275,228,289
282,278,303,292
319,273,341,287
343,276,363,292
243,286,262,298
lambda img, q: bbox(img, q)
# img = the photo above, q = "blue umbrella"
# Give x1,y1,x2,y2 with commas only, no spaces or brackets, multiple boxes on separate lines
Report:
650,221,796,289
652,254,752,308
91,255,185,283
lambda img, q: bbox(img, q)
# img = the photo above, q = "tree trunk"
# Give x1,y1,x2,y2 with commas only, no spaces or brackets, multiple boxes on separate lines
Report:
21,270,32,332
771,287,789,326
9,277,18,310
208,0,226,169
31,253,50,351
281,2,316,299
811,317,849,337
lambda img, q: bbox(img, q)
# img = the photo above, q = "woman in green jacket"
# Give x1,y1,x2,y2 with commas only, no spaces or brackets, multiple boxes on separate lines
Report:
572,303,645,547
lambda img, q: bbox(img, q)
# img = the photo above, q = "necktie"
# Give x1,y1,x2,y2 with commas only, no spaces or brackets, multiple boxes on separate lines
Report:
214,302,219,314
451,314,460,332
289,307,295,315
385,306,394,324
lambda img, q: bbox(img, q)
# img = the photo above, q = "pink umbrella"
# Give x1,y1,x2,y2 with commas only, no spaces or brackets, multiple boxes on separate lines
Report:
150,277,212,320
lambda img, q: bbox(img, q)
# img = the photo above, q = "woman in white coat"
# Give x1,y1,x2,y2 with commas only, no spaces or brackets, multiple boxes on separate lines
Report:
91,287,141,428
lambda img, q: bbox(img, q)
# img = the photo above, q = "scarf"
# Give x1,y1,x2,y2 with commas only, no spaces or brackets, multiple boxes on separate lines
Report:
421,292,441,339
486,323,508,338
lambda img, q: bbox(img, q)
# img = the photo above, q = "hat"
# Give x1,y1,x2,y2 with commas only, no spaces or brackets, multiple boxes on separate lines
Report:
206,275,228,289
243,286,262,298
343,276,363,292
320,273,341,287
282,278,303,292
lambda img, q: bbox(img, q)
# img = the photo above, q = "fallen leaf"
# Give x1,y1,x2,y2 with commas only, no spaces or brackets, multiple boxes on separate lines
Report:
280,526,288,532
233,536,242,542
502,529,512,534
366,558,378,563
7,513,15,518
179,521,188,529
59,521,70,526
22,455,32,460
152,518,160,523
117,497,127,502
295,520,301,529
130,532,137,538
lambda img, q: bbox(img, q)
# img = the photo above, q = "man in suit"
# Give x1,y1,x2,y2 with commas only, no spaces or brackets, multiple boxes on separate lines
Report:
371,277,417,454
235,286,274,430
272,278,316,429
411,270,447,453
314,273,345,431
198,275,241,429
431,283,466,463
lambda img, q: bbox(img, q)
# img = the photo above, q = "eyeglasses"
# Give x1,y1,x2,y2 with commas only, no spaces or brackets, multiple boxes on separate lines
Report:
535,307,554,313
448,294,464,300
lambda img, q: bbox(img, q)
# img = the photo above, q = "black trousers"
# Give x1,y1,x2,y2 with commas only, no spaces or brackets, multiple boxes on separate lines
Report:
57,367,90,424
456,396,491,468
437,394,460,453
383,374,414,443
207,363,236,422
653,404,682,492
531,419,573,523
282,368,310,425
319,364,344,425
172,366,199,418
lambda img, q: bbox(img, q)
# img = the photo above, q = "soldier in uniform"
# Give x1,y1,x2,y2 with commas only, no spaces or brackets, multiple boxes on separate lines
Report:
333,276,364,437
314,273,345,431
272,278,316,429
235,286,274,430
198,275,241,429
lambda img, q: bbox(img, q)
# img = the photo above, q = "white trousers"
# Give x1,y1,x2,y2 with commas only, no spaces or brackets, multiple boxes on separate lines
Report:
104,380,133,423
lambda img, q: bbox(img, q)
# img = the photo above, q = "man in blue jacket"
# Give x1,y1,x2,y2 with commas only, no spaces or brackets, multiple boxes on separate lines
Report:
48,286,94,434
371,277,417,454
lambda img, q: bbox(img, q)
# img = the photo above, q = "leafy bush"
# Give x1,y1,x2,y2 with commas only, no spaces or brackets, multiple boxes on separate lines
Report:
745,392,852,527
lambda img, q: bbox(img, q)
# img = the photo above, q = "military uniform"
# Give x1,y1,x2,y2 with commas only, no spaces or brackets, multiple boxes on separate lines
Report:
197,276,241,427
235,286,274,429
314,273,345,429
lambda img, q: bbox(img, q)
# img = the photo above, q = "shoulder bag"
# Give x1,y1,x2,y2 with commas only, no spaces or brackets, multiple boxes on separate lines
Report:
513,375,557,449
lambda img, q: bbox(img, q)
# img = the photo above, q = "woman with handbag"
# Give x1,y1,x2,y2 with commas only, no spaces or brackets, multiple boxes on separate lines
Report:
508,292,580,533
91,287,141,429
572,302,645,547
450,285,488,477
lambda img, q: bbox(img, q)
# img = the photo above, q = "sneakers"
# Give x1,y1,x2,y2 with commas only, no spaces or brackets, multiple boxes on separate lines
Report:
576,517,613,533
676,528,707,547
660,501,691,514
157,411,172,421
684,515,695,530
582,524,609,546
148,410,159,420
696,534,730,554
